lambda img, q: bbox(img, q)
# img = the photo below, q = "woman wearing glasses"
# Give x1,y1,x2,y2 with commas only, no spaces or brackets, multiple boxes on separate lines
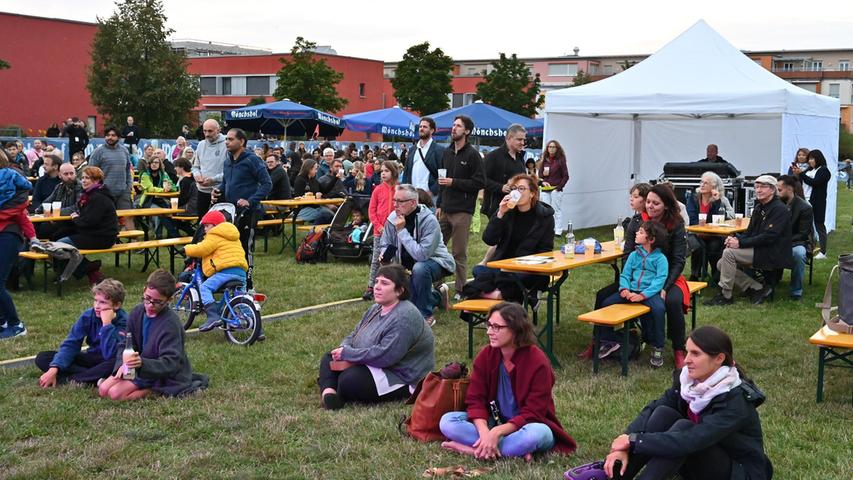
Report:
440,302,576,460
464,174,554,303
99,269,207,400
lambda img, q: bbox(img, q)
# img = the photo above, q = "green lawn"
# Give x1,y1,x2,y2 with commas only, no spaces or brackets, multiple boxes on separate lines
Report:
1,196,852,479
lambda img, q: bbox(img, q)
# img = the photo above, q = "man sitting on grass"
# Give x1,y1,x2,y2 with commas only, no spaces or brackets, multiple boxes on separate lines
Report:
36,279,128,387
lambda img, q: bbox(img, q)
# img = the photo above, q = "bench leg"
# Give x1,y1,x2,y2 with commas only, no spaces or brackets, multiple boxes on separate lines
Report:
817,347,826,403
42,260,48,293
691,293,698,331
114,252,120,268
468,315,475,359
620,322,630,376
592,327,601,374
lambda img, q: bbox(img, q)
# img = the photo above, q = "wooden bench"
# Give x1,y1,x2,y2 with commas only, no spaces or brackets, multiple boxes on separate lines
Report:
20,237,193,295
451,299,503,358
170,215,198,222
687,281,709,330
256,217,304,252
808,325,853,403
297,224,330,231
578,303,650,376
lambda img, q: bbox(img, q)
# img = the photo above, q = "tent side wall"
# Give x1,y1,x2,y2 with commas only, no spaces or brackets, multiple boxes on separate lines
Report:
781,113,839,231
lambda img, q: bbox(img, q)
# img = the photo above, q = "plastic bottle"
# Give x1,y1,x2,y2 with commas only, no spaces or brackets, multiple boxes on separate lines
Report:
613,217,624,251
563,222,575,258
122,332,136,380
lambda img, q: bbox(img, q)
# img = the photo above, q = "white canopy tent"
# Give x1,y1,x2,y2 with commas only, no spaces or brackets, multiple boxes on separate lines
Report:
544,20,840,230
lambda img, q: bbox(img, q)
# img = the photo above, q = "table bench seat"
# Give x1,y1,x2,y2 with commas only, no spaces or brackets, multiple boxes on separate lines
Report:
809,325,853,403
451,299,503,358
578,303,650,376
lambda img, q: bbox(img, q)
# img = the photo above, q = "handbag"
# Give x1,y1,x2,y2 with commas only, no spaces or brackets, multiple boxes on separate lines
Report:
400,363,469,442
816,254,853,334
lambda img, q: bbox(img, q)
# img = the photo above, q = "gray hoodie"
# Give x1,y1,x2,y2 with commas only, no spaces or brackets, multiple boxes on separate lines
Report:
379,205,456,274
191,133,226,193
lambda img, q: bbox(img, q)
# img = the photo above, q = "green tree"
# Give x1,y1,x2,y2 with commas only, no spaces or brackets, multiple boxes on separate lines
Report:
475,53,543,117
86,0,199,137
391,42,453,115
273,37,347,113
619,60,638,71
246,96,268,107
0,59,9,69
571,70,593,87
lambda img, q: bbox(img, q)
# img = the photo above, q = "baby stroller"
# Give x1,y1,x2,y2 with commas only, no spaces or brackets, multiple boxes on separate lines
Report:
326,194,373,259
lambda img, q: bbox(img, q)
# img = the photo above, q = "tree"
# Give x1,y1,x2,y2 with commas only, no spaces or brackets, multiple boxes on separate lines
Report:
86,0,199,138
619,60,638,71
391,42,453,115
273,37,347,113
571,70,593,87
475,53,544,117
0,59,9,70
246,96,268,107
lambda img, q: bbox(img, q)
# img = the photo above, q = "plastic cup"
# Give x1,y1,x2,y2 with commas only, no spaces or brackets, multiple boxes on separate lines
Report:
42,203,52,217
437,169,447,179
735,213,744,225
583,238,595,255
170,197,179,209
52,201,62,216
712,214,724,225
507,190,521,209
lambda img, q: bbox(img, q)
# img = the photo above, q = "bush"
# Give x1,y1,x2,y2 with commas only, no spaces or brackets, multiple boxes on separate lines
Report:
840,128,853,160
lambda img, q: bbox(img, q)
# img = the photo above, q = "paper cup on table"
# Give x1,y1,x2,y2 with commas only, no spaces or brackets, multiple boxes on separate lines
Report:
52,201,62,215
712,214,724,225
437,169,447,179
583,238,595,254
42,203,52,217
170,197,179,209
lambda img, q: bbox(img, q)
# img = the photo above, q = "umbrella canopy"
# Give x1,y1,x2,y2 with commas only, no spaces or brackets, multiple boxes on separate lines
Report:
225,99,344,138
343,106,419,138
428,101,544,138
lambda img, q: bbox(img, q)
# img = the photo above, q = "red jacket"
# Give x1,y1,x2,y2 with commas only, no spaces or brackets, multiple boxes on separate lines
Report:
466,344,577,454
368,182,395,237
0,202,35,240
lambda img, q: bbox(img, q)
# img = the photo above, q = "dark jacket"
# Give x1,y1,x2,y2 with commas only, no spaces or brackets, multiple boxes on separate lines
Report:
120,124,140,146
50,307,128,370
686,193,734,226
627,371,772,480
343,175,373,196
293,175,321,197
482,201,555,261
267,165,292,200
30,175,61,213
403,140,445,196
623,215,687,291
39,180,83,215
177,176,198,215
54,184,118,249
113,305,207,397
437,142,485,214
800,166,830,223
538,154,569,191
787,196,813,248
737,196,792,269
220,150,272,212
318,172,346,198
482,144,525,217
65,124,89,155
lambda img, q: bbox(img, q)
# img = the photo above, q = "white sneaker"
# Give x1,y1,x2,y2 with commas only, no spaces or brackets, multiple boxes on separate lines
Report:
438,284,451,310
814,252,827,260
453,293,462,302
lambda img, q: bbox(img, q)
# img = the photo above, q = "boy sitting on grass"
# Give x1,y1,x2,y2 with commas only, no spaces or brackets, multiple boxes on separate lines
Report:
36,279,128,387
183,209,248,332
598,221,669,368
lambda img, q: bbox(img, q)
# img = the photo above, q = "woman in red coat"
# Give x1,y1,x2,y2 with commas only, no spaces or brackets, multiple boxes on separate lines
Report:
440,302,576,460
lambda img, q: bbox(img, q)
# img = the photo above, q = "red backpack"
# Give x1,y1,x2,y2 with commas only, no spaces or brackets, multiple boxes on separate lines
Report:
295,227,328,264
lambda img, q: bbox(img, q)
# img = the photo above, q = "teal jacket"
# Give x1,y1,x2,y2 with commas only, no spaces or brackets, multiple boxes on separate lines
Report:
619,246,668,300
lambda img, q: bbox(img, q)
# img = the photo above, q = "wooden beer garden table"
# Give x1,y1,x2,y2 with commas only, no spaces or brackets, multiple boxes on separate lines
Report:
685,217,750,236
261,197,345,252
144,191,179,198
486,240,624,366
29,207,184,240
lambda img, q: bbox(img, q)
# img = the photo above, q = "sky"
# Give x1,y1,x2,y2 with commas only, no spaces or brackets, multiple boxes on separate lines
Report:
5,0,853,60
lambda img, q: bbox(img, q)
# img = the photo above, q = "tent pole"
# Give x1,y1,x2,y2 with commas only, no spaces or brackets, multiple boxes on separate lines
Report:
632,115,642,185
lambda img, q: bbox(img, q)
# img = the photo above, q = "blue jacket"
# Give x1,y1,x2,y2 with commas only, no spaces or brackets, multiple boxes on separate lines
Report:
50,307,128,370
619,246,668,300
0,168,32,207
220,150,272,212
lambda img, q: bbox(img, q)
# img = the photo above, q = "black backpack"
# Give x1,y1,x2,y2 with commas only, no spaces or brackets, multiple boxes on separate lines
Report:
296,227,328,264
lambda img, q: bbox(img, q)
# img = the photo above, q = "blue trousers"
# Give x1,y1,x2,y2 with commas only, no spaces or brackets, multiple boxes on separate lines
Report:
297,206,333,225
0,232,23,328
411,259,443,318
790,245,807,297
200,272,245,306
598,291,666,349
439,411,555,457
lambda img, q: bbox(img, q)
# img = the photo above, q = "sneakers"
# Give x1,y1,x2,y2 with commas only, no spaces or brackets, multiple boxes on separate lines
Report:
650,348,664,368
814,252,827,260
674,349,686,370
598,341,621,359
438,284,451,310
0,323,27,339
704,292,733,306
749,285,774,305
425,315,436,327
453,293,462,302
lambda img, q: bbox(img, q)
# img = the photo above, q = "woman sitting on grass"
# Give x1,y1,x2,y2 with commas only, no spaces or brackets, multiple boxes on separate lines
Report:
440,302,576,461
99,269,207,401
603,325,772,480
37,279,128,387
319,264,434,410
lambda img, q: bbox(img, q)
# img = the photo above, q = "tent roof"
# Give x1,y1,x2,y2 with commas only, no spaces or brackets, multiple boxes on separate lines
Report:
545,20,839,118
343,106,419,137
428,101,544,138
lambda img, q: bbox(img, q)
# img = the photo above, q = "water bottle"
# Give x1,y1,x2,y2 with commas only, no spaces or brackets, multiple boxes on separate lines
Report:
613,217,624,251
122,332,136,380
563,222,575,258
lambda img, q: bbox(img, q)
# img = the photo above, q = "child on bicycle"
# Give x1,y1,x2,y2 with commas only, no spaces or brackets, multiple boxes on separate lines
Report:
183,210,248,332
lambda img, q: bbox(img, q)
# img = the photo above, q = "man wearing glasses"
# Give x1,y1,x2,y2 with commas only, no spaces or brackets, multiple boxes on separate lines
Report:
378,184,455,326
705,175,791,306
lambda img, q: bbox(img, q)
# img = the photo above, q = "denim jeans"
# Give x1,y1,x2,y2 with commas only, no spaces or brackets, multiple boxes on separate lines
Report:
0,232,23,328
790,245,807,297
200,272,246,306
597,291,666,348
411,259,443,318
297,206,333,225
439,411,555,457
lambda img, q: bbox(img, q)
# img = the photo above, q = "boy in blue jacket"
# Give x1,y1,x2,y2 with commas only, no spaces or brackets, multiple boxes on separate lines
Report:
36,279,128,387
599,221,669,368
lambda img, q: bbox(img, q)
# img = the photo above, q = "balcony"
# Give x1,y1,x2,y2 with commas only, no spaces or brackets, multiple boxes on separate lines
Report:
774,70,853,80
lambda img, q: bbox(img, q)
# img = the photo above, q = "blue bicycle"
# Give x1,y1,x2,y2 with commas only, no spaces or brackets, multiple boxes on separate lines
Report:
172,263,264,346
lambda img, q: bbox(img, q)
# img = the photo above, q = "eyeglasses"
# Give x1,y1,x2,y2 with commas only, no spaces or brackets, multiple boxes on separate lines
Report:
393,198,415,204
486,322,508,332
509,186,530,192
141,295,168,307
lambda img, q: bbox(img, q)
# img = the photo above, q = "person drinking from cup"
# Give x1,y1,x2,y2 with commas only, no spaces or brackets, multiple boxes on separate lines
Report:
685,171,734,282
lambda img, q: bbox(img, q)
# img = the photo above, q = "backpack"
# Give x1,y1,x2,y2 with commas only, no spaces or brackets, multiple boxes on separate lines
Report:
296,227,328,264
817,254,853,334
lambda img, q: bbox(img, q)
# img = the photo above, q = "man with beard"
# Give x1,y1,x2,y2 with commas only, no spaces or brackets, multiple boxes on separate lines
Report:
436,115,485,298
29,152,62,213
192,119,227,218
777,175,813,300
88,125,134,229
35,163,82,238
481,124,526,218
403,117,445,201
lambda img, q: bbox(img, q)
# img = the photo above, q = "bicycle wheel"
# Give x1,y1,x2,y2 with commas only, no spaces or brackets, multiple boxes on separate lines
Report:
222,296,261,346
172,285,200,330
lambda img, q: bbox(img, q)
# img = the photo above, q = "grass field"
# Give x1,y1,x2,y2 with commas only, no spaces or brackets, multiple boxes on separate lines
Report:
1,193,852,479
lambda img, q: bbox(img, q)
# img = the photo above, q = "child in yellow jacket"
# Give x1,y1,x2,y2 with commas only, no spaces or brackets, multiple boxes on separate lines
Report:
184,210,248,332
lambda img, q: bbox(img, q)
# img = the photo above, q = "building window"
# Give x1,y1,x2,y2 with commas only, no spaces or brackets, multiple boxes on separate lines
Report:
221,77,232,95
781,62,794,72
451,93,464,108
359,83,366,98
811,61,823,71
246,76,270,96
200,77,217,96
548,63,578,77
828,83,840,98
603,64,613,75
839,60,850,71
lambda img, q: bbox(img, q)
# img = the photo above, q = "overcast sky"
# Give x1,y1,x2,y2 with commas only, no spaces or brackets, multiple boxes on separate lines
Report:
6,0,853,60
